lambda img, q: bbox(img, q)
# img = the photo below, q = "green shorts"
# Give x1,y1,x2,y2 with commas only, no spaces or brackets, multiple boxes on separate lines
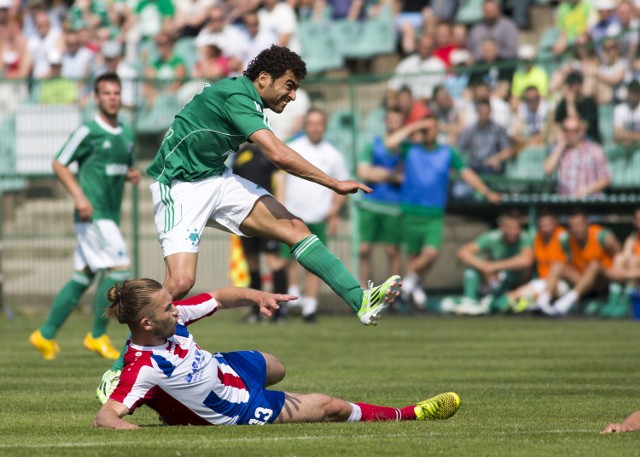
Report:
280,221,327,259
358,206,401,245
402,214,444,255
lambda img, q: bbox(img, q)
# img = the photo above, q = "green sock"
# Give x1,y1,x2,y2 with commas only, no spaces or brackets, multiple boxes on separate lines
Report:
110,339,128,372
291,235,362,313
91,269,131,338
41,272,94,339
608,282,623,307
463,268,480,300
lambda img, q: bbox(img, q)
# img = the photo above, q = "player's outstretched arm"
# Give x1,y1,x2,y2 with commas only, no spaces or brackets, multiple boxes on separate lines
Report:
211,287,298,318
603,411,640,433
94,400,137,430
250,129,371,195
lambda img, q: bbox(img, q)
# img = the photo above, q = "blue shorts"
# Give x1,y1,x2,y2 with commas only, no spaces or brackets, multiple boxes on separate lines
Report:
219,350,285,425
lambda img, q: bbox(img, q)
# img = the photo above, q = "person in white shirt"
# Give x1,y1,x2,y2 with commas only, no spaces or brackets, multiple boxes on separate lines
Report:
266,86,310,141
241,11,278,71
28,9,63,79
258,0,301,55
614,79,640,145
195,5,249,70
387,34,446,103
280,108,350,321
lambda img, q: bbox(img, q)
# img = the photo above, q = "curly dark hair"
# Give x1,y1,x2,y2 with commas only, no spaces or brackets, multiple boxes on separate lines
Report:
244,45,307,82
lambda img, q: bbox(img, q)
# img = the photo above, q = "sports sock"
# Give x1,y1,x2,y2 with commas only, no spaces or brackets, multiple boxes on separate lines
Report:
553,290,579,315
608,282,623,306
353,402,417,421
402,271,418,293
302,296,317,316
291,235,362,313
463,268,480,300
40,271,95,339
535,291,551,308
91,269,131,338
249,270,261,317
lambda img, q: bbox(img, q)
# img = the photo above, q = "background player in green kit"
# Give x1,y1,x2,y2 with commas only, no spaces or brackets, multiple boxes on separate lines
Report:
97,46,402,402
30,73,141,361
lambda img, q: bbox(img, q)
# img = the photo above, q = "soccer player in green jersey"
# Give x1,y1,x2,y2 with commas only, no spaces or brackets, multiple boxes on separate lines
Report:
97,46,401,402
29,73,141,361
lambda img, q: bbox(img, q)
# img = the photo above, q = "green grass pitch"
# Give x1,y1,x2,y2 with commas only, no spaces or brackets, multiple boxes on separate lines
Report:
2,311,640,457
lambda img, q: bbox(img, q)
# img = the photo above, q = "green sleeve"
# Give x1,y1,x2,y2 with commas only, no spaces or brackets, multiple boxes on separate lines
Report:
400,140,412,159
475,231,493,251
449,147,467,171
559,231,570,257
224,94,271,139
135,0,146,14
158,0,175,16
597,228,613,246
55,126,92,166
519,231,533,250
358,142,373,165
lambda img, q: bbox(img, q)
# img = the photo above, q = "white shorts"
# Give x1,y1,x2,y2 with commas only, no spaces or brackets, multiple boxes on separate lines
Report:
73,219,131,272
150,169,272,257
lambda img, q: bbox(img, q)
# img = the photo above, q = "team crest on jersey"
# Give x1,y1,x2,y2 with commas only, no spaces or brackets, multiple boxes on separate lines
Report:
102,140,112,149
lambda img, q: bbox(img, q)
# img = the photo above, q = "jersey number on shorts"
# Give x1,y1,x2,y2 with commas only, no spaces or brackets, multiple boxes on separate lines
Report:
247,407,273,425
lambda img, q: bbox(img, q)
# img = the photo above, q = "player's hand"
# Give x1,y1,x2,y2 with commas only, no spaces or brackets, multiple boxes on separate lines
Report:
74,194,94,221
602,423,634,433
333,180,372,195
485,191,502,204
127,167,142,185
257,293,297,318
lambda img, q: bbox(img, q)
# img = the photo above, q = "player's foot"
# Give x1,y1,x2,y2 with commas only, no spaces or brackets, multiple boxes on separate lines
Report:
97,369,121,405
358,275,402,326
83,332,120,360
29,329,60,360
411,287,428,310
415,392,461,420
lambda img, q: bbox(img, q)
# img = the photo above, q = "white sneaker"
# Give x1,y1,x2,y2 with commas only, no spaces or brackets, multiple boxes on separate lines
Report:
455,297,489,315
412,287,428,310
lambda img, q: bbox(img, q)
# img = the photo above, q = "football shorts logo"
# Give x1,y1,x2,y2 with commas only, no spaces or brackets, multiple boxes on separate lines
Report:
186,229,200,246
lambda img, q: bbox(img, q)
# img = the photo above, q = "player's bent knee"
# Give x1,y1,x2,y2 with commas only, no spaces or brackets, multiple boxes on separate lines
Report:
262,352,286,385
166,275,196,298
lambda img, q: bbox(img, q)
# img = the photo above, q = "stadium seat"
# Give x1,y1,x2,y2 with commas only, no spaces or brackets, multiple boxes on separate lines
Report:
339,5,395,59
325,109,361,166
506,146,547,181
455,0,487,24
598,104,615,148
298,20,344,74
0,115,27,192
360,107,386,146
135,93,180,134
173,37,197,76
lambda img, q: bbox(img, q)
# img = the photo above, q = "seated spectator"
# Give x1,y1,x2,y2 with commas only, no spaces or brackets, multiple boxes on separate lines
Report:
0,8,31,118
589,0,621,54
195,5,249,72
509,86,551,149
510,44,548,104
37,49,78,104
594,37,628,105
457,99,513,175
93,40,138,111
554,70,600,143
444,49,472,101
258,0,301,55
241,11,278,70
614,79,640,145
550,34,599,99
384,115,500,310
28,8,63,79
387,34,447,104
61,28,93,81
143,32,187,106
429,85,464,146
67,0,110,31
452,210,533,315
544,116,610,198
134,0,175,43
467,0,518,62
553,0,597,57
502,0,534,29
537,209,622,316
393,0,428,56
433,22,457,67
468,38,515,100
461,82,511,130
617,1,639,63
193,42,231,80
174,0,214,38
395,85,430,126
322,0,367,20
505,210,568,313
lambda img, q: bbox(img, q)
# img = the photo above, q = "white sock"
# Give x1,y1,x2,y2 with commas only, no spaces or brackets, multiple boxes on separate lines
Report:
347,402,362,422
412,287,428,308
302,296,317,316
403,271,418,293
553,290,579,314
288,285,301,306
535,291,551,308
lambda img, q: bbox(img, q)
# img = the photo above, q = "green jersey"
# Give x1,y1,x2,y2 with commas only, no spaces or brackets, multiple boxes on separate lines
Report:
55,116,134,224
147,77,271,186
475,229,532,261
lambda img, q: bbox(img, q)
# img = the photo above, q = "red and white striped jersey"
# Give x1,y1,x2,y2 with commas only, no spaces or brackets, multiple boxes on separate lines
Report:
110,293,255,425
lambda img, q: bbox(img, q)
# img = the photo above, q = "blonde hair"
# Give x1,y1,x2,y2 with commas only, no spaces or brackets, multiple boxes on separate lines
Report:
105,278,163,327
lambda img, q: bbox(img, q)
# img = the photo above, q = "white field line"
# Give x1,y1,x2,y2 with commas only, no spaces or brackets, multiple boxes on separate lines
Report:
0,430,599,449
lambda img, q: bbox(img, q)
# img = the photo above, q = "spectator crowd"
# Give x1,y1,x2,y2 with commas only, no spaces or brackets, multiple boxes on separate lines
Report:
1,0,640,318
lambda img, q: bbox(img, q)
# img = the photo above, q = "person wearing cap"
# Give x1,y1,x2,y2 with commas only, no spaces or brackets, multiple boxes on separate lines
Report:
614,79,640,145
617,1,640,62
553,0,598,56
510,44,548,102
554,70,600,143
444,48,471,100
589,0,622,52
